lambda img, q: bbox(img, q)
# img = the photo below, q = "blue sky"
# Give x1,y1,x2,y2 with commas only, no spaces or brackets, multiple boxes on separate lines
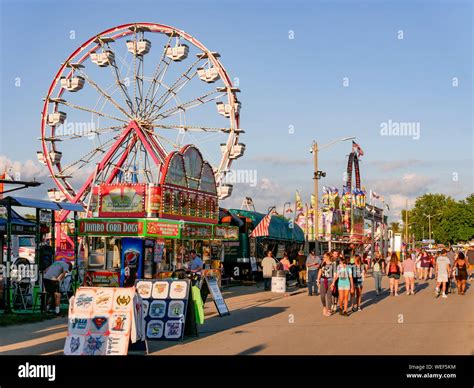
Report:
0,0,472,220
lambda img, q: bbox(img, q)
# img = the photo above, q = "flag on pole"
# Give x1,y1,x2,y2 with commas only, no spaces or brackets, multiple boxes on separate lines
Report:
250,213,272,237
352,141,364,157
295,190,304,212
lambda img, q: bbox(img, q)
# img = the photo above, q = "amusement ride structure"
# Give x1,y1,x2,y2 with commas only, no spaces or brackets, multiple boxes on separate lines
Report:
38,23,244,224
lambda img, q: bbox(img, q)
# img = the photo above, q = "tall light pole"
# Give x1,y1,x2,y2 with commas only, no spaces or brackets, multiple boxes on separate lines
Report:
310,136,355,255
424,212,442,242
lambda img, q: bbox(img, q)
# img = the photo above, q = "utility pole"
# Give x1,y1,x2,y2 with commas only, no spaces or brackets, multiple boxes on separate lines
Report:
312,141,319,255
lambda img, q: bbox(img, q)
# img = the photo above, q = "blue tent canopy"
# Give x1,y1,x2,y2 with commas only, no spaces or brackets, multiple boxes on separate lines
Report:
0,196,84,212
228,209,304,242
0,209,36,234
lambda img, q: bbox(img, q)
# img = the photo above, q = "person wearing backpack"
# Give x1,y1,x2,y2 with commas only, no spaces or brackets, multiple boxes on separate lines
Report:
372,251,385,296
331,257,353,316
386,253,402,296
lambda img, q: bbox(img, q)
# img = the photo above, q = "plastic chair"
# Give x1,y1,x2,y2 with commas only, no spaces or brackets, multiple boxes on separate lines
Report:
12,277,32,310
59,273,73,305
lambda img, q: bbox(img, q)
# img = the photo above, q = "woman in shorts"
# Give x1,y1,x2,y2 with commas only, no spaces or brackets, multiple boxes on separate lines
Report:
386,253,402,296
331,258,353,316
402,253,416,295
454,252,470,295
350,255,365,311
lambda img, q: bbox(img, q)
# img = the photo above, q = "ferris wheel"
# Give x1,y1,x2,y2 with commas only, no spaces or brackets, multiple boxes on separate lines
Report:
38,22,244,218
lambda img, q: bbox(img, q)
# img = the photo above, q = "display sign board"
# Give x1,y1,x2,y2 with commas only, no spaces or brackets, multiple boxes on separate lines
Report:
203,276,229,317
250,257,258,272
39,210,52,225
183,223,213,239
146,185,162,217
223,241,239,261
213,225,239,240
78,219,144,236
64,287,145,355
99,183,146,218
146,220,180,238
84,271,120,287
135,279,191,341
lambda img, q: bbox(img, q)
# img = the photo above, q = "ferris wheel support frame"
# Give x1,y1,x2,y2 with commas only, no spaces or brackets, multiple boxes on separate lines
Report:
41,23,241,223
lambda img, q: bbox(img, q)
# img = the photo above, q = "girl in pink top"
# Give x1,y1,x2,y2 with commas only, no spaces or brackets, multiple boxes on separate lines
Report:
402,254,416,295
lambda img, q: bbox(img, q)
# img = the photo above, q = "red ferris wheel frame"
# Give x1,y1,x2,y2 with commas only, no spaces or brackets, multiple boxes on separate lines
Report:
41,22,241,222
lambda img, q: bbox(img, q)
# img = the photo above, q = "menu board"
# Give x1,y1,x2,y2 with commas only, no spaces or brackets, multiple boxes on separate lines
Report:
64,287,144,356
204,276,230,317
135,279,191,341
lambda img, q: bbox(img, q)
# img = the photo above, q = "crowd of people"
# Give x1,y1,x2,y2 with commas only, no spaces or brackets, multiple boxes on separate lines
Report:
260,247,472,317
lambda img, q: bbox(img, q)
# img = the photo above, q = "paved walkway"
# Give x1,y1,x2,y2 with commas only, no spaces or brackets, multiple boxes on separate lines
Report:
0,277,472,355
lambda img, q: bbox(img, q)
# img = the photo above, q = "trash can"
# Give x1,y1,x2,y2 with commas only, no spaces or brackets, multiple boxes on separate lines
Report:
271,270,286,293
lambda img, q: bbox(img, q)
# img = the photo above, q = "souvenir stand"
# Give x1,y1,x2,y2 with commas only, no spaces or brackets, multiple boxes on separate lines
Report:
78,146,237,317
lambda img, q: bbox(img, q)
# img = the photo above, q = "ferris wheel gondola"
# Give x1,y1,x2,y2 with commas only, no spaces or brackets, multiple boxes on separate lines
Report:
38,23,244,221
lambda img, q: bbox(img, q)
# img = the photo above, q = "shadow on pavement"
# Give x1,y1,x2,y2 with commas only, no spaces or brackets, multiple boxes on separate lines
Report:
0,319,67,348
238,344,267,355
148,304,287,354
360,282,430,309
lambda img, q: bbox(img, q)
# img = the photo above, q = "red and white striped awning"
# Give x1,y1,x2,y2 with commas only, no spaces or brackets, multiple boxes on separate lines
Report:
249,213,272,237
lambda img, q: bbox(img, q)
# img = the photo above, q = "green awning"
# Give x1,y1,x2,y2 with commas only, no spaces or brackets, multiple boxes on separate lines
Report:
228,209,304,242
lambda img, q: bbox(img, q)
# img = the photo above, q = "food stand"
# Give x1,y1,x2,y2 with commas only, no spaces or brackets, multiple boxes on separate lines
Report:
79,145,239,287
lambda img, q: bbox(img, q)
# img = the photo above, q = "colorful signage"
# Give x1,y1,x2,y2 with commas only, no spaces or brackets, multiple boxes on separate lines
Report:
84,271,120,287
78,220,144,236
146,220,180,238
121,238,143,287
135,279,191,341
99,183,146,217
213,225,239,240
183,223,213,239
64,287,144,356
147,185,162,217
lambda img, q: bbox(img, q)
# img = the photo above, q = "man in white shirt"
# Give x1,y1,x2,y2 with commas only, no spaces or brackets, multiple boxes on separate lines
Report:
435,249,451,299
261,251,277,291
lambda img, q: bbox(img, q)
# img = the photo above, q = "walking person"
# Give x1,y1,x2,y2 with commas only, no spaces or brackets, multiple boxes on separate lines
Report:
435,249,451,298
330,251,341,312
429,252,436,280
453,252,470,295
415,250,423,279
261,250,277,291
317,253,335,316
296,250,307,287
350,255,365,312
331,257,353,316
372,251,385,296
402,253,416,295
420,250,431,280
386,253,402,296
305,250,321,296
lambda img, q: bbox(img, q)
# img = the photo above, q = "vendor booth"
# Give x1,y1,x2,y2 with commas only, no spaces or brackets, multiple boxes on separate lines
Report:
79,145,239,287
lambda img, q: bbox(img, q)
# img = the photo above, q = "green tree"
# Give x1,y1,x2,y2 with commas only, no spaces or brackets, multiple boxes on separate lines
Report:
390,222,401,233
402,193,474,245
